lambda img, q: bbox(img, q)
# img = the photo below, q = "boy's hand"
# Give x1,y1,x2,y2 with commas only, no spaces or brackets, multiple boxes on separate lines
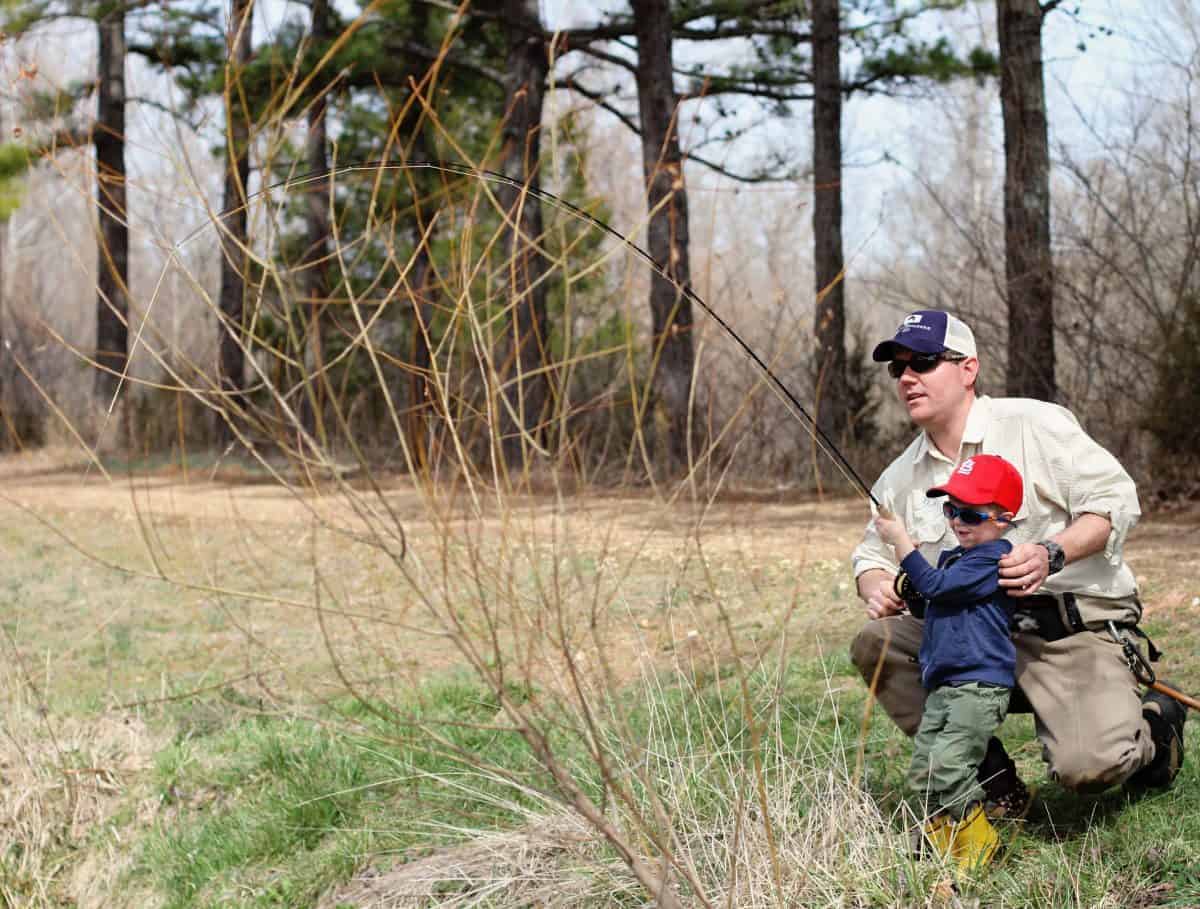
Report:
873,513,906,548
873,513,916,561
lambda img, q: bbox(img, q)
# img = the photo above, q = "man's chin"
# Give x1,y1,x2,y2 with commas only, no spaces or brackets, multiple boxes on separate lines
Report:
907,399,933,422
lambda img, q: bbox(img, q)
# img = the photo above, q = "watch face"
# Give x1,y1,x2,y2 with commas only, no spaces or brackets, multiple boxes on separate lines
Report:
1045,543,1065,572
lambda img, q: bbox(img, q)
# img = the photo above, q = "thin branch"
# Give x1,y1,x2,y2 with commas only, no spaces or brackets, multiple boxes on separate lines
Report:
555,77,789,183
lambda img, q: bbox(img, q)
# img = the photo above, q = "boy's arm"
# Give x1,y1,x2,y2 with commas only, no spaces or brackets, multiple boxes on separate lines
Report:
900,545,1007,607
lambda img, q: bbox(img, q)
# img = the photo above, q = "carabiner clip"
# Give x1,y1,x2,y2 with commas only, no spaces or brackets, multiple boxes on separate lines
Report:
1107,621,1156,686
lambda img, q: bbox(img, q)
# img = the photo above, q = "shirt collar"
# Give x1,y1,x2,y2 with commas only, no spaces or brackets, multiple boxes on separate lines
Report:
963,395,991,445
916,395,992,464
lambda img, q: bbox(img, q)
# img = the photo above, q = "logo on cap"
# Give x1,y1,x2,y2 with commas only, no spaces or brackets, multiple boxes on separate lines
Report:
957,459,975,475
903,314,923,326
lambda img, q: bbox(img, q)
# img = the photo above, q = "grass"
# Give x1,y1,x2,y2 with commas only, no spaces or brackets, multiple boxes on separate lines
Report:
136,682,548,907
5,656,1199,907
3,462,1199,907
112,657,1200,907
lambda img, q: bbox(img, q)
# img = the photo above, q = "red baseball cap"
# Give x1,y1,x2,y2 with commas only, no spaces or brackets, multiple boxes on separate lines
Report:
926,454,1023,514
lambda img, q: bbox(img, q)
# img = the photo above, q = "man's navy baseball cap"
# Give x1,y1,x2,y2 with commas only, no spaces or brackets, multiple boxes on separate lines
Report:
871,310,978,362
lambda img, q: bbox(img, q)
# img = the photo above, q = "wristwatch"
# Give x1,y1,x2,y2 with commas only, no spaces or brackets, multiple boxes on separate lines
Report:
1037,540,1066,575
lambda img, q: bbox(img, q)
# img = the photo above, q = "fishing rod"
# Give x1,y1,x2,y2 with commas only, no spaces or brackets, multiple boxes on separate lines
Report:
181,159,881,508
179,160,1200,713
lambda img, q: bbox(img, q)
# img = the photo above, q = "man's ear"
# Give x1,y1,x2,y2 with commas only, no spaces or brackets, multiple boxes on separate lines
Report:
959,356,980,389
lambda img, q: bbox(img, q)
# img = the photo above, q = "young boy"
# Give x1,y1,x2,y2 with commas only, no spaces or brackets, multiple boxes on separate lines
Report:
873,453,1023,875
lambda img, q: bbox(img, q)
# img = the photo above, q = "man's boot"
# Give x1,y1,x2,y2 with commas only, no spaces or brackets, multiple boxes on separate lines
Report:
978,736,1031,818
949,803,1000,874
1126,684,1187,790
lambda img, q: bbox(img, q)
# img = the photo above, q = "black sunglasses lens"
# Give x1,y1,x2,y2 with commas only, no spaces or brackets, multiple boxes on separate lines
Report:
943,502,987,524
888,355,941,379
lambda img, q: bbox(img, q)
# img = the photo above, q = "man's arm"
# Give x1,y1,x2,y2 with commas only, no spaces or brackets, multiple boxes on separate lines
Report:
998,401,1139,597
998,512,1112,596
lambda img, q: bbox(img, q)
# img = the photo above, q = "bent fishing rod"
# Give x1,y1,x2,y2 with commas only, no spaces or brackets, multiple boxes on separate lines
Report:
182,159,1200,711
184,159,881,509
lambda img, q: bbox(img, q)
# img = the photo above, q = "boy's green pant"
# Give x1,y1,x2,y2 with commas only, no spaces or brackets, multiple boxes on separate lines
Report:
908,681,1011,819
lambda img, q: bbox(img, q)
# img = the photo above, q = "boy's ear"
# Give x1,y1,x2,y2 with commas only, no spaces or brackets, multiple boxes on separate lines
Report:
998,511,1015,524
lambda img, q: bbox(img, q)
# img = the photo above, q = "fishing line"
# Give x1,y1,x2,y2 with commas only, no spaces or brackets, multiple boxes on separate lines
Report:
165,159,879,506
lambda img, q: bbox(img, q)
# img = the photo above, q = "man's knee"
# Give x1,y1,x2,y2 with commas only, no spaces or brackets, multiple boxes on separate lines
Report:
1045,740,1140,793
850,621,889,682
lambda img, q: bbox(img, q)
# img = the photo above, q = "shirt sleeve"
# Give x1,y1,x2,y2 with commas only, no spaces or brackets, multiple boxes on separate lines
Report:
899,547,1004,607
1030,404,1141,565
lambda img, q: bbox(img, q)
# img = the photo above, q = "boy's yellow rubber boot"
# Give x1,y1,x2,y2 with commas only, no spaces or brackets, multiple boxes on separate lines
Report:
923,812,955,858
950,803,1000,874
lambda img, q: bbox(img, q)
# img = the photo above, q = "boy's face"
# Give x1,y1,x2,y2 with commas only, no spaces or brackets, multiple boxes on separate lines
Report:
943,496,1012,548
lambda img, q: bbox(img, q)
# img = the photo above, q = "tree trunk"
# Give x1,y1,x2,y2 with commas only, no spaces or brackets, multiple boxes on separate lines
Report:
94,7,129,405
406,119,439,471
997,0,1056,401
217,0,254,438
301,0,332,438
407,249,436,467
495,0,550,469
811,0,848,444
632,0,696,470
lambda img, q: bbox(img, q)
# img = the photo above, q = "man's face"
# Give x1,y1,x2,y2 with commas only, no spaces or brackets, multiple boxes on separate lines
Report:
890,349,978,427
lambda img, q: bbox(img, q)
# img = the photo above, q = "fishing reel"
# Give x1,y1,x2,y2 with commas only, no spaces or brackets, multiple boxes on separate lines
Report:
893,571,929,618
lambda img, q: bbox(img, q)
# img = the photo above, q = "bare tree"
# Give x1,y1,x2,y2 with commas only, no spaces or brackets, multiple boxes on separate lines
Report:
300,0,334,440
997,0,1055,400
1051,2,1200,473
491,0,551,471
217,0,254,437
632,0,696,470
812,0,847,443
94,5,129,406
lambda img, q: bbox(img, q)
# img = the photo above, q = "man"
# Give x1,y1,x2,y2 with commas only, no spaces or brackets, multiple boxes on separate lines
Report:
850,309,1185,810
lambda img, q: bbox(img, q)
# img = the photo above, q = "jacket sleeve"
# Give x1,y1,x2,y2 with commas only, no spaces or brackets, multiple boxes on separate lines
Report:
899,547,1004,608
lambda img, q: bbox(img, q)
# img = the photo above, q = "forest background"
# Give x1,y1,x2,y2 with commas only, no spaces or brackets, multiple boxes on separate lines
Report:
2,0,1200,907
0,0,1196,492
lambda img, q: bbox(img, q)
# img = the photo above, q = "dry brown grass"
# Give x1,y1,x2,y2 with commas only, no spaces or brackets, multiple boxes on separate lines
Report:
0,683,168,907
1,448,871,703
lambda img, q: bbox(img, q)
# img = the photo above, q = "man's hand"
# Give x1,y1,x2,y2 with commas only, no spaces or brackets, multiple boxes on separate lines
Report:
858,568,905,619
998,543,1050,597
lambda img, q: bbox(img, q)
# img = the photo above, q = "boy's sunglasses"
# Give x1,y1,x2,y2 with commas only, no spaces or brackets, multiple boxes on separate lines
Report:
887,353,965,379
942,502,1006,525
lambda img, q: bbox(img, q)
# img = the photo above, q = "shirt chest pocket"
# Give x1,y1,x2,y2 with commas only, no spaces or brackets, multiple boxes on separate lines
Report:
907,491,947,545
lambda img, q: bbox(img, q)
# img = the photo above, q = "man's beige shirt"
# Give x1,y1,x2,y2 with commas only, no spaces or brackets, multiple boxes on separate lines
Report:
852,395,1141,621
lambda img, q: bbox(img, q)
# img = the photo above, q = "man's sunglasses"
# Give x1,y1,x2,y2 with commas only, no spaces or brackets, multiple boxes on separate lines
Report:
942,502,1007,525
887,353,965,379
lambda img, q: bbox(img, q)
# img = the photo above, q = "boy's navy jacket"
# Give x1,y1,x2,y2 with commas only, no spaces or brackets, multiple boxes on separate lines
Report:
899,539,1016,691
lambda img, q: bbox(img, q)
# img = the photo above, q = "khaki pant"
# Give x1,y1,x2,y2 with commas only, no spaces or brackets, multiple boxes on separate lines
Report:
851,614,1155,792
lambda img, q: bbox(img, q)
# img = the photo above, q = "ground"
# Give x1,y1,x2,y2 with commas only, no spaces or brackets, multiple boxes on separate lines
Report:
3,448,1199,907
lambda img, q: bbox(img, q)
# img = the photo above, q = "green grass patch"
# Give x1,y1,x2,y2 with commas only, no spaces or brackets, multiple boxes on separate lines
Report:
125,656,1200,906
134,676,555,908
